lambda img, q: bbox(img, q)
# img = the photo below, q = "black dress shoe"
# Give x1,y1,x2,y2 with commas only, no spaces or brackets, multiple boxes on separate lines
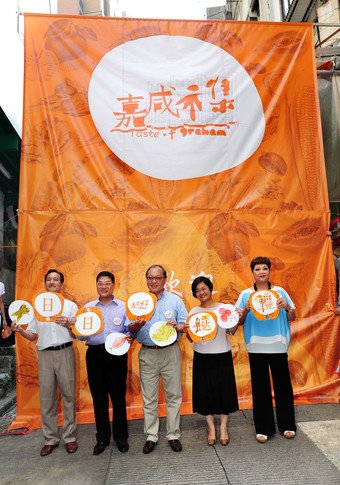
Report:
116,440,129,453
169,439,182,452
93,441,109,456
143,440,157,454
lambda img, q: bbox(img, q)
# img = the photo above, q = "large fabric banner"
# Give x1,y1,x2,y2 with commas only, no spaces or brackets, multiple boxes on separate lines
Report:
13,14,339,430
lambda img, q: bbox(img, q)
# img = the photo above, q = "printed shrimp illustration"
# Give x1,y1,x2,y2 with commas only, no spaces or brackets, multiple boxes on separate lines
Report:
108,335,128,351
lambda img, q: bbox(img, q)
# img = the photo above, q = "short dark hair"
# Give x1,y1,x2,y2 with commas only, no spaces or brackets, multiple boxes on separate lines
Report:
250,257,271,271
96,271,115,283
191,276,213,297
44,269,64,283
145,264,167,278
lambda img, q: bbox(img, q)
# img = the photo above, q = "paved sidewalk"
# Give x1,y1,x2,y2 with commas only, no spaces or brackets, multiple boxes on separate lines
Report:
0,403,339,484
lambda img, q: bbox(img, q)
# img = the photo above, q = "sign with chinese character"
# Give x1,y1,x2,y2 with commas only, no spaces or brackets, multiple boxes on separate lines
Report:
33,292,64,322
88,36,264,180
73,307,104,336
187,311,218,342
126,292,157,321
249,290,280,320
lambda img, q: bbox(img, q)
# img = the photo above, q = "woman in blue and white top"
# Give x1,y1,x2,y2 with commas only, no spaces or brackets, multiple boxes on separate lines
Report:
236,256,296,444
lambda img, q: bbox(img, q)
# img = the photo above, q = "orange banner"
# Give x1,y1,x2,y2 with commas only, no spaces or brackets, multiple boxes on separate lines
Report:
13,14,339,431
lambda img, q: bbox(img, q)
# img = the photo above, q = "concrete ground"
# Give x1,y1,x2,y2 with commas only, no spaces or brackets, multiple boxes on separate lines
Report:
0,402,339,484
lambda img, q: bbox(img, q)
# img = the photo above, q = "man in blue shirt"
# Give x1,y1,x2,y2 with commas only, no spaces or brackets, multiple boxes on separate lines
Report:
79,271,129,455
126,264,188,454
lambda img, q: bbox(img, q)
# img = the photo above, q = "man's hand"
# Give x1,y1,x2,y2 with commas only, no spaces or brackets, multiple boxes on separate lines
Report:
128,317,146,333
11,321,23,333
55,316,71,329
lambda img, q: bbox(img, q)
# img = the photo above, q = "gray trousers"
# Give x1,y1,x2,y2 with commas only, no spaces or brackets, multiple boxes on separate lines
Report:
38,345,77,445
139,342,182,442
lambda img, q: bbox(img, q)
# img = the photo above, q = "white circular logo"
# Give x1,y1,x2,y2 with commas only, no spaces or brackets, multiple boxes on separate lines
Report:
88,35,264,180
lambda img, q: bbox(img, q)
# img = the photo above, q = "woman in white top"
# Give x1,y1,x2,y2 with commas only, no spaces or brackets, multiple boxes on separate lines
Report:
0,280,7,330
187,276,240,446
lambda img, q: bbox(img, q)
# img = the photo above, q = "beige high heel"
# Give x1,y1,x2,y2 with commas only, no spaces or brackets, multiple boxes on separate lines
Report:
207,429,216,446
220,437,230,446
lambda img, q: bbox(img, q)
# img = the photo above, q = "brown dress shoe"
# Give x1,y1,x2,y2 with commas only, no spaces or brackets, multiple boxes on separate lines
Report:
66,441,78,453
40,444,59,456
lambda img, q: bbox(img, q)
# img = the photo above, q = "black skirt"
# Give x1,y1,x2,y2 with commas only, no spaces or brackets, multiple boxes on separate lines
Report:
192,350,239,416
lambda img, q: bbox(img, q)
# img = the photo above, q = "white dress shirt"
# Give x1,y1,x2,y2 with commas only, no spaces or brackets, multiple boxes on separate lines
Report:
27,298,78,350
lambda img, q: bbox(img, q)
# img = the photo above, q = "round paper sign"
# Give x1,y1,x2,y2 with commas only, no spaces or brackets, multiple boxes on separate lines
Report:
88,36,265,180
214,303,239,329
187,312,218,342
9,300,34,325
34,292,64,322
105,332,130,356
149,321,177,347
126,292,157,321
249,290,280,320
73,307,104,337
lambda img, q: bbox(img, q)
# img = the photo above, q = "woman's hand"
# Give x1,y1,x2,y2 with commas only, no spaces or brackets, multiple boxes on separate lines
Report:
277,297,290,311
227,324,238,335
237,303,249,325
236,307,243,318
277,298,296,321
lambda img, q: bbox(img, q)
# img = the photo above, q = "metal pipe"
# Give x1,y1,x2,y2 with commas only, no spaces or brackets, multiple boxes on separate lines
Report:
313,23,340,27
317,70,340,74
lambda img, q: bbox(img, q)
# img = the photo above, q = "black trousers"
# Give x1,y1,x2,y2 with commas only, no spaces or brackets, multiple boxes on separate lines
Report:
86,346,128,443
248,352,296,436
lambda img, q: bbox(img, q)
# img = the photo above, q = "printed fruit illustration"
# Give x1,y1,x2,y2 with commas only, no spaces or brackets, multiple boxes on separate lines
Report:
40,214,97,266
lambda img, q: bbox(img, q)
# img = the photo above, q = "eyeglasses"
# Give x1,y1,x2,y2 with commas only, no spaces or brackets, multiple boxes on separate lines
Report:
146,276,165,281
97,282,113,287
196,287,209,294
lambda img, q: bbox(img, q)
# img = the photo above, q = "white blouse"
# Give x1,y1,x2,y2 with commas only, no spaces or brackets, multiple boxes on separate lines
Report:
189,304,232,355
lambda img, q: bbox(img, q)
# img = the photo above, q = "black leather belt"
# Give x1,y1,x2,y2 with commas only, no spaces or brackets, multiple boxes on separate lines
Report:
43,341,73,351
142,340,177,350
87,344,106,350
